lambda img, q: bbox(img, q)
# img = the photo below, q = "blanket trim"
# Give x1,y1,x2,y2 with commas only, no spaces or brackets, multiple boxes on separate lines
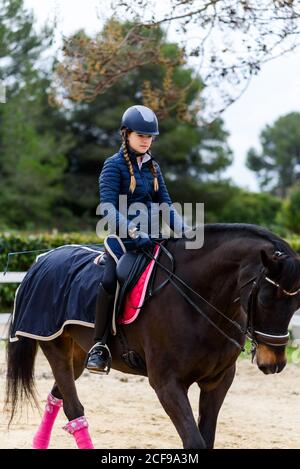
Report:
10,320,94,343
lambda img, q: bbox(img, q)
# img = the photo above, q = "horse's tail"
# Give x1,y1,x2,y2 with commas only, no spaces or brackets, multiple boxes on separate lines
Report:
5,317,38,424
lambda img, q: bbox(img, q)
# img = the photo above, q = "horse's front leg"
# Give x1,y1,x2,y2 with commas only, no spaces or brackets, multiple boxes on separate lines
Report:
152,378,206,449
198,365,236,449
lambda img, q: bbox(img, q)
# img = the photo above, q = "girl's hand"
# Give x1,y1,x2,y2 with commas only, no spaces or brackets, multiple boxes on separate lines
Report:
133,232,153,250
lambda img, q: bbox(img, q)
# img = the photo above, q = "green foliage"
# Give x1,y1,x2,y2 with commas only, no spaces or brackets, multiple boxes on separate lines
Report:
0,0,72,231
168,178,283,229
246,112,300,197
220,190,283,229
0,88,68,229
156,118,232,179
0,0,53,87
279,186,300,235
287,236,300,253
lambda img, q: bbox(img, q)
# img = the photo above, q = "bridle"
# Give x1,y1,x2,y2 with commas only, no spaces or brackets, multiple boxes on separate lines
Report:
265,276,300,297
143,243,299,352
242,269,290,351
244,250,300,349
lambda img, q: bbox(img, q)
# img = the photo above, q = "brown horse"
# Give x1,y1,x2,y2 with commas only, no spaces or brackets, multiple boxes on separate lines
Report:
5,224,300,449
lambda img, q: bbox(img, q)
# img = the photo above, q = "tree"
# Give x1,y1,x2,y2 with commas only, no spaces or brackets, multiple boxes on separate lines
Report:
246,112,300,197
55,1,300,120
0,0,53,90
0,83,68,229
0,0,70,230
58,22,233,226
168,177,283,228
167,178,238,222
53,21,195,122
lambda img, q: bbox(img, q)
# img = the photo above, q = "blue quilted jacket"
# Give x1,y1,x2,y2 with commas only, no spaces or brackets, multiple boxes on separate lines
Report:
99,147,186,244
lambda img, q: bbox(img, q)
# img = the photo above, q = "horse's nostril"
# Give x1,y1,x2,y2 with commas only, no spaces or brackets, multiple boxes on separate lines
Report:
276,362,286,373
258,362,286,374
258,364,276,374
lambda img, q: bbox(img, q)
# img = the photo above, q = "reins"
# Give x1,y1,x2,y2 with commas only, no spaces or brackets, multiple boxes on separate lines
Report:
143,242,246,350
142,241,296,352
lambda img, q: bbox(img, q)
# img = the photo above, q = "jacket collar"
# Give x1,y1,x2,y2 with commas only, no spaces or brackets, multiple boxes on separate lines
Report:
119,146,153,167
137,153,152,167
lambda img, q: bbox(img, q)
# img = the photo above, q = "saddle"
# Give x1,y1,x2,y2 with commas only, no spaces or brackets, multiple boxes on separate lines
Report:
115,251,152,318
102,235,155,334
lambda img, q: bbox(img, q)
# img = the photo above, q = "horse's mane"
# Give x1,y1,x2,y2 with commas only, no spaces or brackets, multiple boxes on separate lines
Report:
170,223,296,257
174,223,300,291
202,223,296,256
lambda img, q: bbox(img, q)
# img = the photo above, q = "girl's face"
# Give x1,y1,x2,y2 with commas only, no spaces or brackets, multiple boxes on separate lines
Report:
128,131,153,154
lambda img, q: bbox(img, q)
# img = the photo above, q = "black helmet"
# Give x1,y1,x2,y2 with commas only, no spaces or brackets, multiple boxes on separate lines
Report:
121,105,159,135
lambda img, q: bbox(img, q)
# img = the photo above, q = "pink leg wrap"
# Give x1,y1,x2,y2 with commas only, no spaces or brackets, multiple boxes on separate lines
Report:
63,416,94,449
32,393,63,449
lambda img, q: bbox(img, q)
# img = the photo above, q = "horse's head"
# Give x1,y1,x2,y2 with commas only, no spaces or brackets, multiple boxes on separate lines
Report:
240,249,300,375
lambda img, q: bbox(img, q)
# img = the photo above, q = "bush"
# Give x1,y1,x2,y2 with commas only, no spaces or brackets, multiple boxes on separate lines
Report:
280,185,300,234
220,190,283,229
287,236,300,254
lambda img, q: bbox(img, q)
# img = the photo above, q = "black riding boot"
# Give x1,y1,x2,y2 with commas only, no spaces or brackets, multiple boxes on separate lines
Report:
86,283,115,374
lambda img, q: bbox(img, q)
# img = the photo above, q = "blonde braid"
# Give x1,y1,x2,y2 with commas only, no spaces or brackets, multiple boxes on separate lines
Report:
121,129,136,193
150,159,159,192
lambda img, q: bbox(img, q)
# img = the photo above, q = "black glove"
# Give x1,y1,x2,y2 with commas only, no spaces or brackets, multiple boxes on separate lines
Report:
132,231,153,250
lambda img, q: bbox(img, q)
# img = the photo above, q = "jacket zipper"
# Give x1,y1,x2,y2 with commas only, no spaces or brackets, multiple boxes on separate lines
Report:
136,161,149,194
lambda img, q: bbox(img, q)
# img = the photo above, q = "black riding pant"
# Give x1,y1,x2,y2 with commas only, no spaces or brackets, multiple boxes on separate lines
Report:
101,252,117,295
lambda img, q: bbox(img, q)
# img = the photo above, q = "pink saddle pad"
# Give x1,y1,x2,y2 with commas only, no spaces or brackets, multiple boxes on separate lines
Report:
118,244,161,325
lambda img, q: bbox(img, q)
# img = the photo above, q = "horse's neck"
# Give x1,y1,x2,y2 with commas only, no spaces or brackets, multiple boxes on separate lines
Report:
172,236,269,313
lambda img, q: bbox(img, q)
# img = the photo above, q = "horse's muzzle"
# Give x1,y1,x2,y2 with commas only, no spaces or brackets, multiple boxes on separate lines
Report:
258,361,286,374
255,343,287,374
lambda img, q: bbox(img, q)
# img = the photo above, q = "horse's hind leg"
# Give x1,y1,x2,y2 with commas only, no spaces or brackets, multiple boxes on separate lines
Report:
33,342,87,449
50,342,87,399
198,365,236,448
32,389,63,449
38,334,94,449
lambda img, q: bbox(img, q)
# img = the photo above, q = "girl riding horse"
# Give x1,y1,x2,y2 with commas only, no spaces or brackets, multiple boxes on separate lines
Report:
86,105,188,374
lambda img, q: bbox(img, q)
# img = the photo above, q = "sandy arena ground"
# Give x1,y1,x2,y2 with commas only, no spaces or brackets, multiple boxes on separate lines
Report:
1,340,300,449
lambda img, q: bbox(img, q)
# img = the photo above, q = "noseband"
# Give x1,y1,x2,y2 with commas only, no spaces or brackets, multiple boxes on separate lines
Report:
244,269,292,349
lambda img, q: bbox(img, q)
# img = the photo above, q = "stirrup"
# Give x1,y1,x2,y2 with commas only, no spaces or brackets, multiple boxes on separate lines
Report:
86,343,112,375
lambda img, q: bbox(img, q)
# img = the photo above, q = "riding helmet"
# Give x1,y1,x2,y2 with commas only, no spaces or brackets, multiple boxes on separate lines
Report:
121,105,159,135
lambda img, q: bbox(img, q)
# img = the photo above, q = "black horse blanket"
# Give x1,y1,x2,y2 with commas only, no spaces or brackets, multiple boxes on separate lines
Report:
10,245,105,342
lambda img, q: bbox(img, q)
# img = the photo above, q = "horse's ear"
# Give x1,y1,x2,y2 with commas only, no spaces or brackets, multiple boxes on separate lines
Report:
260,250,277,271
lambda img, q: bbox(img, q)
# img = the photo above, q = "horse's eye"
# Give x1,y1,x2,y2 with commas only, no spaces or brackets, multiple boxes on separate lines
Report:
274,251,284,258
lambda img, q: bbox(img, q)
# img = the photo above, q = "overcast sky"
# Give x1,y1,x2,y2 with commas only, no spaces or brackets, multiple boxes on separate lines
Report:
23,0,300,192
